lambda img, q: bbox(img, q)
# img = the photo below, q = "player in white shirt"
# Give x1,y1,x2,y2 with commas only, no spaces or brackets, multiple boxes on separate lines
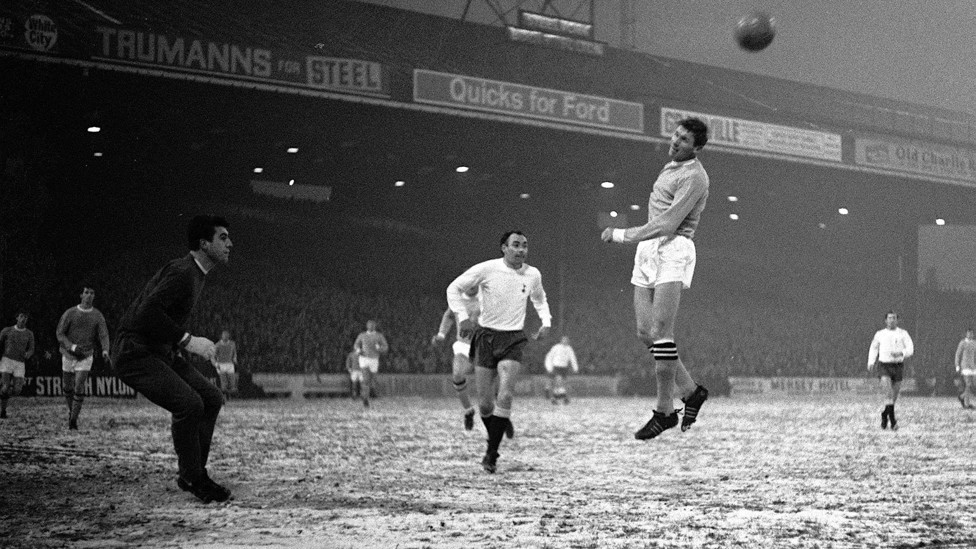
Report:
544,336,579,405
602,117,711,440
867,311,914,430
432,286,481,430
447,231,551,473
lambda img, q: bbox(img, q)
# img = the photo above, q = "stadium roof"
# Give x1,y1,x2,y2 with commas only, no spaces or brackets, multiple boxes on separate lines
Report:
3,0,974,146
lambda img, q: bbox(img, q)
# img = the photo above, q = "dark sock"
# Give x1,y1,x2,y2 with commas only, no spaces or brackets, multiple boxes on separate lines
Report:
486,415,506,455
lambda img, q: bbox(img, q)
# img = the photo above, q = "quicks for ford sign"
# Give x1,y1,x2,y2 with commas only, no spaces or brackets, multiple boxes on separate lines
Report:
414,69,644,134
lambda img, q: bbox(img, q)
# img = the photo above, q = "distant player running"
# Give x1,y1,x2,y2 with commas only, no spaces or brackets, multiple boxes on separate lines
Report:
545,336,579,405
602,117,711,440
432,286,481,430
353,320,388,408
0,312,34,419
955,328,976,409
868,311,913,430
211,330,238,399
448,230,551,473
56,286,111,430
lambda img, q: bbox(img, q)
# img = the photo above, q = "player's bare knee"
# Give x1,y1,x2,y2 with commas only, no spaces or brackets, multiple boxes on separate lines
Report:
452,376,468,393
478,401,494,417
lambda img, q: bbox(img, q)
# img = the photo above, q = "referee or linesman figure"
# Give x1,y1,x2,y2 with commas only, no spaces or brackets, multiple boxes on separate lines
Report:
112,215,233,503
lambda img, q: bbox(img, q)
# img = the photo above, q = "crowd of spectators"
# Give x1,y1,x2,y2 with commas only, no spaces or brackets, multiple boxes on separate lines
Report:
3,196,972,388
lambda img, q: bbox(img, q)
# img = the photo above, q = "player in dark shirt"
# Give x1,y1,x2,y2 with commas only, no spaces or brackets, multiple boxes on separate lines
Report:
113,215,232,503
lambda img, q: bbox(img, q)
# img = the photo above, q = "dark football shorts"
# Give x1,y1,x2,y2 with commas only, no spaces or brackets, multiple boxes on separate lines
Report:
551,366,570,378
878,361,904,383
469,327,528,369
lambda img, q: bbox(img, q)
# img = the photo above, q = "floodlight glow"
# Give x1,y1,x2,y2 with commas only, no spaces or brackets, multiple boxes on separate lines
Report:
729,213,739,220
253,167,263,174
838,208,849,215
728,196,738,202
395,180,405,187
93,152,103,157
87,126,100,133
936,218,946,225
520,193,530,199
287,147,299,153
456,166,469,173
288,179,295,186
610,211,618,217
601,181,614,189
630,204,640,210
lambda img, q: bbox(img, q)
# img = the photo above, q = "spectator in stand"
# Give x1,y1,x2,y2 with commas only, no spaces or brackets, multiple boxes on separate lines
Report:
56,286,111,430
544,336,579,405
0,312,34,419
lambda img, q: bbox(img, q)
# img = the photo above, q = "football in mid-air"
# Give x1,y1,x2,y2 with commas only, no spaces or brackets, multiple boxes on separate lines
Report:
734,12,776,52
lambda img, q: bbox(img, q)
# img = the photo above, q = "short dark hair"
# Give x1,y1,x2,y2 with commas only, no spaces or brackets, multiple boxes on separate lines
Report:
885,310,898,319
678,117,709,148
187,215,230,251
500,230,525,247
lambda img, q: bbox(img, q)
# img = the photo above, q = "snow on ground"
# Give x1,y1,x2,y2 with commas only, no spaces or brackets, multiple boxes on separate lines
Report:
2,394,975,548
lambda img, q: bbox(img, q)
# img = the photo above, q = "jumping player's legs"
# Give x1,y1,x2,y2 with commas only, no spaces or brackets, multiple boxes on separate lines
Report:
634,283,696,413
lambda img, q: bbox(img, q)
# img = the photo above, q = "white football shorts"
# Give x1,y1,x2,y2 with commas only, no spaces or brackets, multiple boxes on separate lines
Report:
0,357,25,377
358,355,379,373
631,235,696,289
62,354,94,373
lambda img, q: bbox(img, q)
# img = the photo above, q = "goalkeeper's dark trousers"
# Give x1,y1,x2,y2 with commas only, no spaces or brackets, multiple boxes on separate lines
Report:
114,340,224,484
